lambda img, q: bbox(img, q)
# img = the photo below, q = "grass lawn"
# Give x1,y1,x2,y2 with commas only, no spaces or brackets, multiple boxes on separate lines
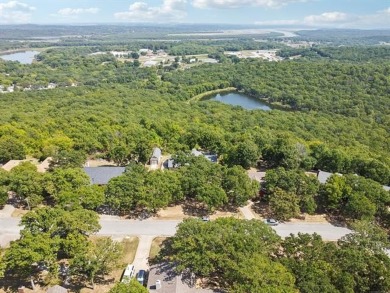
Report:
149,237,167,262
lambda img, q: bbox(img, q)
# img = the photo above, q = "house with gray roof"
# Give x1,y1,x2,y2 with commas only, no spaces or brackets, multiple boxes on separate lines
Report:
83,167,126,185
191,149,218,163
150,147,162,169
317,170,335,184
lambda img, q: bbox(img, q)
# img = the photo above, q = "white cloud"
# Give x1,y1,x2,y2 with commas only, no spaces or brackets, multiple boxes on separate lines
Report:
192,0,307,9
114,0,187,22
57,8,100,16
255,8,390,28
0,1,35,23
303,11,349,25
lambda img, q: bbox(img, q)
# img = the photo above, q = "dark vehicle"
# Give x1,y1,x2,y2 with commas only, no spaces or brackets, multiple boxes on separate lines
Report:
264,218,279,226
137,269,146,285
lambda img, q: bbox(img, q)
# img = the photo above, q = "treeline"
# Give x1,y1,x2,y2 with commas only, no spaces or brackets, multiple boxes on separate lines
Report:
277,46,390,62
263,167,390,228
160,218,390,292
106,157,258,213
0,83,388,185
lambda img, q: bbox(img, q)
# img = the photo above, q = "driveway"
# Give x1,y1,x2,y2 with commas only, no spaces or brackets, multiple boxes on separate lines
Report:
0,217,21,247
132,235,154,272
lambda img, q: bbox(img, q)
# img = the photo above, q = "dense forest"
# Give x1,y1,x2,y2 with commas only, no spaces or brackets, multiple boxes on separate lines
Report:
0,29,390,292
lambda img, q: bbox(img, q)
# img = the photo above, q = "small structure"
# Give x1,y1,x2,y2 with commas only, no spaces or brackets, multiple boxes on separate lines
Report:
83,167,126,185
317,170,335,184
191,149,218,163
47,285,68,293
150,148,162,169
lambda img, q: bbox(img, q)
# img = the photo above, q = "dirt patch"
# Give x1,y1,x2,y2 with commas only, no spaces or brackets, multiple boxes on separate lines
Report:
211,210,244,220
289,214,328,223
247,168,266,183
153,205,188,220
85,159,116,167
11,208,29,218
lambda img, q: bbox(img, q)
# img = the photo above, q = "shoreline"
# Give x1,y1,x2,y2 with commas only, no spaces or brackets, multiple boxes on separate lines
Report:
188,87,237,103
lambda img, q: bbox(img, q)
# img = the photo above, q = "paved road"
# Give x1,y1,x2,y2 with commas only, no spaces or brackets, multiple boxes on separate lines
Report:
0,217,352,247
99,218,181,237
273,222,351,241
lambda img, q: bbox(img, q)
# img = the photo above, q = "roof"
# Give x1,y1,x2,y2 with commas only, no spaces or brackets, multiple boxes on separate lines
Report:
147,262,214,293
152,147,162,158
83,167,126,185
47,285,67,293
191,148,203,157
317,170,335,184
204,154,218,163
167,159,174,168
384,185,390,192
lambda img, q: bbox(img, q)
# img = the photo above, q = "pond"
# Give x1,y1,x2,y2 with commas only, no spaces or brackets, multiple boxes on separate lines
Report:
0,51,40,64
206,92,272,110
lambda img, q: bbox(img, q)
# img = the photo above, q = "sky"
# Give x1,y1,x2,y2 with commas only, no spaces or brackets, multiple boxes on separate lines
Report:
0,0,389,28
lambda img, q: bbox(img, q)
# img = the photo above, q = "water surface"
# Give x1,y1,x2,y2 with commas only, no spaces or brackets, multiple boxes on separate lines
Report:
208,92,272,110
0,51,40,64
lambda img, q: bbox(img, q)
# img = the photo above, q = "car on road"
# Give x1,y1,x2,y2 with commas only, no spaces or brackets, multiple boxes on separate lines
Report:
264,218,279,226
137,269,146,285
201,216,210,222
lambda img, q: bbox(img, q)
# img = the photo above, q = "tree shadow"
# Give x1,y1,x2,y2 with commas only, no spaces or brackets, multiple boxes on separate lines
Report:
0,274,30,293
251,199,272,218
182,201,209,217
325,214,348,227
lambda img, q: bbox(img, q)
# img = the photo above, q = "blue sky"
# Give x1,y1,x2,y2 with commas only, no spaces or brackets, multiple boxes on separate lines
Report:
0,0,389,28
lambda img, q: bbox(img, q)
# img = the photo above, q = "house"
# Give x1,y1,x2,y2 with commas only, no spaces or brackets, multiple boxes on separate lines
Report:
46,285,67,293
317,170,335,184
167,159,175,169
150,148,162,169
83,167,126,185
191,149,218,163
317,170,389,192
147,262,215,293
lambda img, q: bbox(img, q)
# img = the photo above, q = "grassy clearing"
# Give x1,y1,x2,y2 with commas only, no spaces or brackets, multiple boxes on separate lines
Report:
122,237,139,264
149,237,167,261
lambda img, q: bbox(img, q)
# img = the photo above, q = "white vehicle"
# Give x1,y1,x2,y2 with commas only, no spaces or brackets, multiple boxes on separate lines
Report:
121,264,135,283
264,218,279,226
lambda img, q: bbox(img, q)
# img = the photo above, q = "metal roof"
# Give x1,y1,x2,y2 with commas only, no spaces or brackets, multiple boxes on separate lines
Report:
83,167,126,185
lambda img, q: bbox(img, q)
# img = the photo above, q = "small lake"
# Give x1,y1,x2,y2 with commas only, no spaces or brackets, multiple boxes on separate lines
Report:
0,51,40,64
207,92,272,110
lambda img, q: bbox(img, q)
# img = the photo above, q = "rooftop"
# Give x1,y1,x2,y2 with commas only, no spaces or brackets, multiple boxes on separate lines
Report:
147,262,215,293
83,167,126,185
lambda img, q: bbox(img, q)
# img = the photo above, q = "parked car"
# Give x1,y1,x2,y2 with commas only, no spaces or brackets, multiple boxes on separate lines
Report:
264,218,279,226
201,216,210,222
121,264,135,283
137,269,146,285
